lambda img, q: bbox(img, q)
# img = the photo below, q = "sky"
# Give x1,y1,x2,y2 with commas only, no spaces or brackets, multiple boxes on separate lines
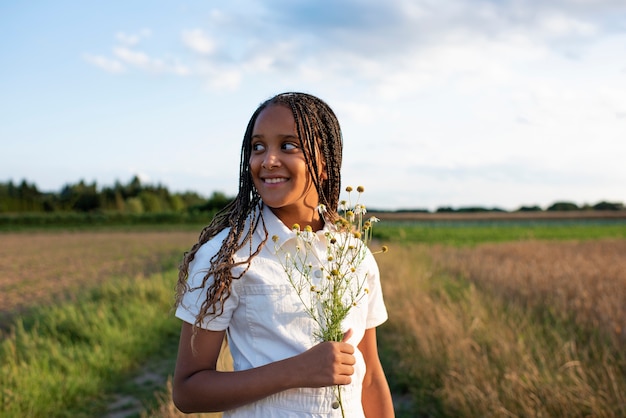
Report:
1,0,625,211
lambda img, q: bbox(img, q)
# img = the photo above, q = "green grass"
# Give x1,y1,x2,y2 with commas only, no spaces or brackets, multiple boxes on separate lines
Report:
0,270,181,417
375,220,626,245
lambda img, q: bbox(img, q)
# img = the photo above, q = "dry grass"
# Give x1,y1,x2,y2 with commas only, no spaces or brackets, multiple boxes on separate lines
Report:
377,241,626,417
431,239,626,345
0,231,197,322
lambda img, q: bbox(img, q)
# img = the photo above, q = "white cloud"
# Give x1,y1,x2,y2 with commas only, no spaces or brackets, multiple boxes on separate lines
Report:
113,46,151,67
110,46,190,75
181,29,216,54
204,69,242,90
538,14,596,37
83,54,125,73
115,29,152,46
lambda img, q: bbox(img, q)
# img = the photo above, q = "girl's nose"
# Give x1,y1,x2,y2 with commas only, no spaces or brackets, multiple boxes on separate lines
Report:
262,151,280,170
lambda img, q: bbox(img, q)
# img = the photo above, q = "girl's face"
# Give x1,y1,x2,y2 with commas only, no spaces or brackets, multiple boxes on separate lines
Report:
249,104,323,227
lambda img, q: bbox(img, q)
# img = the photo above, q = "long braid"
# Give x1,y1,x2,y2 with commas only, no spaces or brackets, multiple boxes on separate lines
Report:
283,93,342,219
175,92,343,329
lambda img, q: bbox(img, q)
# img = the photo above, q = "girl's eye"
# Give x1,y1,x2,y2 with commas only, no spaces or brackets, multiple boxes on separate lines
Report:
252,142,265,152
282,142,298,151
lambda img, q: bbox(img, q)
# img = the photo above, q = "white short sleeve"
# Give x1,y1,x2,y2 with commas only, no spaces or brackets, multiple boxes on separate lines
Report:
364,249,388,329
175,233,239,330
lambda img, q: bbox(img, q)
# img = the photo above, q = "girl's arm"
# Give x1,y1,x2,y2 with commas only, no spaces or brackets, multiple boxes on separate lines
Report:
172,322,356,413
358,327,395,417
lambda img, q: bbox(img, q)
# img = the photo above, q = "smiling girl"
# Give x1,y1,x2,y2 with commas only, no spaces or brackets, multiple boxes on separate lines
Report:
173,92,394,417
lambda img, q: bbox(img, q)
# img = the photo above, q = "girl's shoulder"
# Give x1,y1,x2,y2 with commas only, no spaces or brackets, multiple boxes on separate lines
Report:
191,228,231,265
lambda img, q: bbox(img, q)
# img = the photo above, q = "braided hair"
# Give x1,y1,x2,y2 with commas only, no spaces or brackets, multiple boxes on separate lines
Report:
175,92,344,329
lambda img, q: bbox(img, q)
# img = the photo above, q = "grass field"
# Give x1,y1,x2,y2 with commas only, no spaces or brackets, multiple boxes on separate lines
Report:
1,217,625,417
377,240,626,417
374,217,626,245
0,231,197,321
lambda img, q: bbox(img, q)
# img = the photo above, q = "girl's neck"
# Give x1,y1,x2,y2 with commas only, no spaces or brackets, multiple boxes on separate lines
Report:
269,205,324,232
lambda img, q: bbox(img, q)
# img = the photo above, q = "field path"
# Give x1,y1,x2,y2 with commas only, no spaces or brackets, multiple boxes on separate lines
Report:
0,231,197,324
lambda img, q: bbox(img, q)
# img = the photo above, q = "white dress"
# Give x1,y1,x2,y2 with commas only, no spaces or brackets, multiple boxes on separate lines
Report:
176,204,388,417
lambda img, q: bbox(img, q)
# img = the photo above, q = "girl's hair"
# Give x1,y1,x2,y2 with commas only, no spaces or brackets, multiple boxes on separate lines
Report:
175,92,343,328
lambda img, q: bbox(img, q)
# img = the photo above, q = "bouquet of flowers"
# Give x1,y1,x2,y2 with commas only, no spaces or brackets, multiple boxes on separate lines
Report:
273,186,387,417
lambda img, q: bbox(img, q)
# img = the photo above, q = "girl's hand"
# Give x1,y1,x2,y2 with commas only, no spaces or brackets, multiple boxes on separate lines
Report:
293,329,356,387
173,325,359,413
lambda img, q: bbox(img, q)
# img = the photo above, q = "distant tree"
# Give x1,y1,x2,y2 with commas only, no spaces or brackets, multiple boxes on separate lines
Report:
593,201,624,211
114,191,125,211
517,205,542,212
126,197,144,214
547,202,579,211
178,191,207,209
169,194,186,212
436,206,454,213
41,194,57,212
75,181,99,212
0,180,43,212
99,186,118,211
59,180,100,212
139,191,163,213
193,191,233,212
456,207,488,213
395,208,430,213
125,176,143,198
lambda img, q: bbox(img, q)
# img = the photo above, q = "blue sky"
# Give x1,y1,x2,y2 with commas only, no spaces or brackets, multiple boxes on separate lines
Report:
1,1,625,211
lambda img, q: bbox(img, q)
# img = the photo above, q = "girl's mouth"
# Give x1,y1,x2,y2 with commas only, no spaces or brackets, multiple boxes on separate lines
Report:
264,178,288,184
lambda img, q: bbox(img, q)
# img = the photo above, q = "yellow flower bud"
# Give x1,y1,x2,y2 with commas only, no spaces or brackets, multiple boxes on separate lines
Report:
357,186,364,193
345,186,353,192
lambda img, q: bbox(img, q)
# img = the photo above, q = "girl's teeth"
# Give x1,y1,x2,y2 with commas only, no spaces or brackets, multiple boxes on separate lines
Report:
265,178,286,184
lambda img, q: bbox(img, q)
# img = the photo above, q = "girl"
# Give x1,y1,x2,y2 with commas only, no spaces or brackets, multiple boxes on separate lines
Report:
173,92,394,417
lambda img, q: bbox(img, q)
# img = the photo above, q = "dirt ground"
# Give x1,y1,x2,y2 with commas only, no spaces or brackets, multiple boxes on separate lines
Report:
0,230,198,325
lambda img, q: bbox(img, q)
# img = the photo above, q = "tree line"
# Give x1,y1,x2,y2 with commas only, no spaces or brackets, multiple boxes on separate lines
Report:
432,201,624,213
0,176,623,215
0,176,232,214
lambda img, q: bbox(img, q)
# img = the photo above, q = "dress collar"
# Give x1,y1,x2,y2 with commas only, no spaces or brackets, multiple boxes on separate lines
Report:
256,203,332,254
256,203,295,251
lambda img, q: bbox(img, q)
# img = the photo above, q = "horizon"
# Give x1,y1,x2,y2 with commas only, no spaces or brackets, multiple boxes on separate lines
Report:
2,1,625,212
2,174,623,213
